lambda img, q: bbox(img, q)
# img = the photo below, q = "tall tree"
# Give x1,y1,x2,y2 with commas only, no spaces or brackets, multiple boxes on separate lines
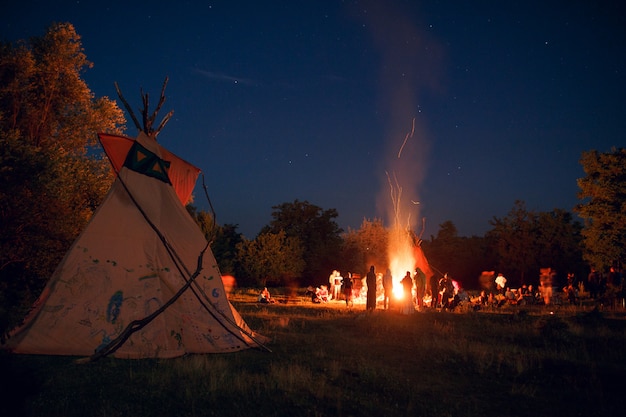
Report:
574,148,626,271
423,221,462,276
422,221,493,288
236,231,305,287
535,209,585,279
262,199,343,285
486,201,585,288
0,23,125,335
486,201,540,286
211,224,244,276
424,220,460,272
341,218,389,277
187,205,243,276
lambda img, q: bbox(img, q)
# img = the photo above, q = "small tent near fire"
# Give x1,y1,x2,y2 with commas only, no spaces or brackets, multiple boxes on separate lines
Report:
6,83,266,359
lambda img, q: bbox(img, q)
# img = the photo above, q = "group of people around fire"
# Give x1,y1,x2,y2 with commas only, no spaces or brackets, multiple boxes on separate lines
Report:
258,264,624,311
294,266,478,313
304,270,355,306
473,267,625,308
300,266,465,314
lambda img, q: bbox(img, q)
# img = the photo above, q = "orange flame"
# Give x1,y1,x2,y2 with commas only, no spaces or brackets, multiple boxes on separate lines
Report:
388,227,416,298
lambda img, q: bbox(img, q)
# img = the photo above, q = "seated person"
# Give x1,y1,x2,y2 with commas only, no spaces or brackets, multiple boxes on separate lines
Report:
457,287,470,303
563,284,577,304
316,285,330,303
258,287,275,303
505,287,517,304
305,286,320,303
478,290,489,305
494,292,507,307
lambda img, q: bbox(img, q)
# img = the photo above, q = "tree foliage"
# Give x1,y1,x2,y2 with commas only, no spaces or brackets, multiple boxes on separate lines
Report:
535,209,584,278
236,231,305,287
487,201,542,285
486,201,584,287
0,23,125,336
422,221,492,287
211,224,245,276
262,199,343,285
574,148,626,271
423,220,461,273
186,205,245,276
341,218,389,277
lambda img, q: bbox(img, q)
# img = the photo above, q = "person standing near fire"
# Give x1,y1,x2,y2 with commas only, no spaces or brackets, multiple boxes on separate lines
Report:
494,273,507,295
331,270,343,301
366,265,377,311
343,272,354,307
414,267,426,310
440,273,456,310
382,268,393,310
328,270,337,300
429,272,439,308
401,271,414,314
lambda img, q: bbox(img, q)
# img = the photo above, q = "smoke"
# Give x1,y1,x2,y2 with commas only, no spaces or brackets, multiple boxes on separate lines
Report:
353,1,444,230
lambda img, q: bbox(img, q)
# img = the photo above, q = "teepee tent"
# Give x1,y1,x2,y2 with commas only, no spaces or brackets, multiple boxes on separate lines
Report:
6,130,266,359
413,243,434,280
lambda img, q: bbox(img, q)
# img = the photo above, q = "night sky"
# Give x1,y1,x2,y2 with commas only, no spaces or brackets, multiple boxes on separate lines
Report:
3,1,625,239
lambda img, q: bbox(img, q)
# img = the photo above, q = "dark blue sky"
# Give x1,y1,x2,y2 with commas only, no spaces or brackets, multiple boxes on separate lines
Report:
3,1,625,238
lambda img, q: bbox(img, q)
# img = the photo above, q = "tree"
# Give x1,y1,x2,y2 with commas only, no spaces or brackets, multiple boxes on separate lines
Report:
236,231,305,287
0,23,125,336
535,209,585,280
262,199,343,285
422,221,493,289
211,224,244,276
341,218,389,276
486,201,585,288
486,201,541,286
423,221,461,277
574,148,626,271
186,204,217,240
187,205,243,276
423,220,461,273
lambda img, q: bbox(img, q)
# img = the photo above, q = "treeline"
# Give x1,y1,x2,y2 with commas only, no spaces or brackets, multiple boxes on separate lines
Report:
197,144,625,293
189,150,626,292
190,199,588,291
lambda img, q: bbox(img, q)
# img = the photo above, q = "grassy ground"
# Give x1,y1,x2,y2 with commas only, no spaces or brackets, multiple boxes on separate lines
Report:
2,291,626,417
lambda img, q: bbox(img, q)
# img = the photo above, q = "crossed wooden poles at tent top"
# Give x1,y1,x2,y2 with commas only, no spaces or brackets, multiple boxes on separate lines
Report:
114,77,173,138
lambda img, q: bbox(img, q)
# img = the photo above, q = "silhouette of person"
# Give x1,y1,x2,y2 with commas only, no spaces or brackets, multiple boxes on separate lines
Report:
366,265,377,311
401,271,414,314
258,287,274,303
439,273,455,310
429,272,439,308
343,272,354,307
414,267,426,310
382,268,393,310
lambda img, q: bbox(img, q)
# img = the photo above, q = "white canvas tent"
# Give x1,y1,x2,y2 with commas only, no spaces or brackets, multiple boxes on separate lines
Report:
6,132,266,359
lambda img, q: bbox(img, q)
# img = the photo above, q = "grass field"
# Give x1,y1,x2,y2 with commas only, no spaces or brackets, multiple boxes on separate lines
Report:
2,290,626,417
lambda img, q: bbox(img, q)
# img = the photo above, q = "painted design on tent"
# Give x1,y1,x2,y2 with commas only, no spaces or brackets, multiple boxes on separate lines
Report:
138,273,159,281
106,291,123,324
95,334,112,353
123,140,171,184
20,237,252,356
